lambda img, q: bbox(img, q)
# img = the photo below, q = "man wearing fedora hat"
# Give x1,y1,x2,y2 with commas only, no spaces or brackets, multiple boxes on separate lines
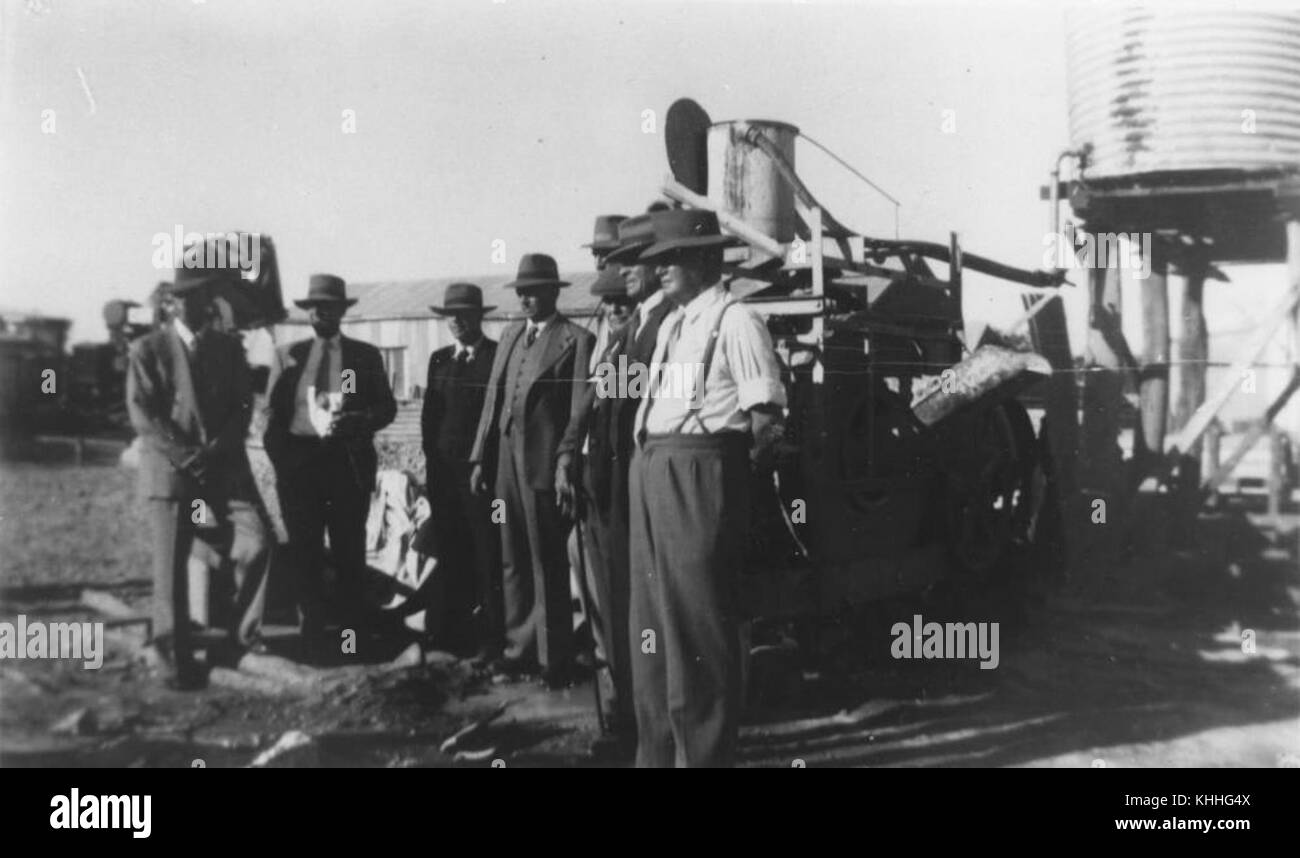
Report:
126,260,270,689
556,210,673,754
468,253,594,686
420,282,501,656
627,208,787,767
568,215,631,660
583,214,626,272
264,274,397,654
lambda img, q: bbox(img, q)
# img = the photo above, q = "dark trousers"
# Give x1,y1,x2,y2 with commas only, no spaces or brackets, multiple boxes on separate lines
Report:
581,457,635,735
628,433,750,768
426,454,503,653
149,497,268,665
276,438,370,632
496,432,572,671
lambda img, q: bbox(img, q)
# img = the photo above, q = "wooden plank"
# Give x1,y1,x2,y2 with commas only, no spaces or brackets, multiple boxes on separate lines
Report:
1165,270,1300,455
1201,370,1300,492
1138,250,1170,458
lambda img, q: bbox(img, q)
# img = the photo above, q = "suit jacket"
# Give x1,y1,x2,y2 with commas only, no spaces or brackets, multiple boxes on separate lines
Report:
469,315,594,492
262,334,398,494
421,337,497,470
559,299,673,506
126,325,257,502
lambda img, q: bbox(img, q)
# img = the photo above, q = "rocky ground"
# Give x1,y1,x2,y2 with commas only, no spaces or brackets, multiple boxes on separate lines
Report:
2,441,1298,768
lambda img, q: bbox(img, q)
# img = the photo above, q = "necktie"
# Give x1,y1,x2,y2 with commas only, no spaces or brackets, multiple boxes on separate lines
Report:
187,331,206,425
661,311,684,363
314,339,334,401
651,311,685,401
525,325,538,347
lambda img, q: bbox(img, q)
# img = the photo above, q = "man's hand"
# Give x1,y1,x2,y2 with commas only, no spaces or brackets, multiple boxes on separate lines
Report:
178,448,211,484
328,410,368,438
749,404,786,471
469,464,488,497
555,452,577,521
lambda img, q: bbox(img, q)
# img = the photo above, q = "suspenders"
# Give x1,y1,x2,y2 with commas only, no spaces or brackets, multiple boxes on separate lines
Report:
673,299,737,434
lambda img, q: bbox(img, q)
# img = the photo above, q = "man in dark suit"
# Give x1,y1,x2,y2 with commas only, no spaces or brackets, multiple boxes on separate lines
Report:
126,264,269,689
420,283,501,657
469,253,594,686
556,212,673,753
263,274,397,653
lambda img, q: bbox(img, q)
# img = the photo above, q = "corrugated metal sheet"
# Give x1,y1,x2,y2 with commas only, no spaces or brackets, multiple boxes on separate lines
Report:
282,271,604,324
1067,8,1300,178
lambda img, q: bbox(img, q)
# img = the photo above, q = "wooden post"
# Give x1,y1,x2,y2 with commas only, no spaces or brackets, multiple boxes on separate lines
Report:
1081,238,1125,496
1204,419,1222,492
1174,257,1209,442
1138,244,1170,463
1027,289,1080,572
1268,429,1285,522
1172,254,1209,527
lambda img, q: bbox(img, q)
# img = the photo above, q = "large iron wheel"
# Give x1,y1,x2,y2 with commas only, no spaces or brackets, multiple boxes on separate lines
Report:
942,401,1036,576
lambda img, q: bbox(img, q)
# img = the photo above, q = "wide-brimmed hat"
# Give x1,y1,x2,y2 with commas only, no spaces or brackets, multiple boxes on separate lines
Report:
430,282,495,316
582,215,628,253
604,214,657,265
589,267,628,298
636,210,738,262
293,273,357,309
504,253,570,290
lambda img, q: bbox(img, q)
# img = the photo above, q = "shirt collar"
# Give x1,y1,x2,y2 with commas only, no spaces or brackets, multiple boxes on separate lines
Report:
680,283,726,324
527,314,555,334
454,335,483,358
639,288,666,318
172,317,198,350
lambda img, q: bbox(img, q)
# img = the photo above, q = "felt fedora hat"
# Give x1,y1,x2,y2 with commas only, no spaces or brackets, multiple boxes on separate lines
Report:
589,267,628,298
430,282,496,315
503,253,570,290
294,273,357,308
635,209,738,262
604,213,657,265
582,214,628,252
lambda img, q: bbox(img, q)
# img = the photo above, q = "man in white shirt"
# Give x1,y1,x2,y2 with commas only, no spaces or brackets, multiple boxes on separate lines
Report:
626,209,787,767
263,274,397,656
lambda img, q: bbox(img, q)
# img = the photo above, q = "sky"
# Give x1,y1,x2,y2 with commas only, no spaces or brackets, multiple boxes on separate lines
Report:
0,0,1295,413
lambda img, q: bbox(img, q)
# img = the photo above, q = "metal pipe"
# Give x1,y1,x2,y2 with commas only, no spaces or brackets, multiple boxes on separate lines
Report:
1049,146,1090,245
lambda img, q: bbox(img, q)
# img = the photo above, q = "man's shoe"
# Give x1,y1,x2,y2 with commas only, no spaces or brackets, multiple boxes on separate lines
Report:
468,646,501,668
539,665,573,690
489,656,538,680
165,668,208,692
589,732,636,762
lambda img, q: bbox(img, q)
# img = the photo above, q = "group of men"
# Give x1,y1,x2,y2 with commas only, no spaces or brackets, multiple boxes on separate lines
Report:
421,208,787,766
127,207,787,767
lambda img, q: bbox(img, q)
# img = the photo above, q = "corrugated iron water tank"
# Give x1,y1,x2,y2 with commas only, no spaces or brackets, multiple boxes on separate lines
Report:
1067,8,1300,179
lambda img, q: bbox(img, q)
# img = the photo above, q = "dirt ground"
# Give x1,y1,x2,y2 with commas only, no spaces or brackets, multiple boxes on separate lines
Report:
1,441,1298,768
